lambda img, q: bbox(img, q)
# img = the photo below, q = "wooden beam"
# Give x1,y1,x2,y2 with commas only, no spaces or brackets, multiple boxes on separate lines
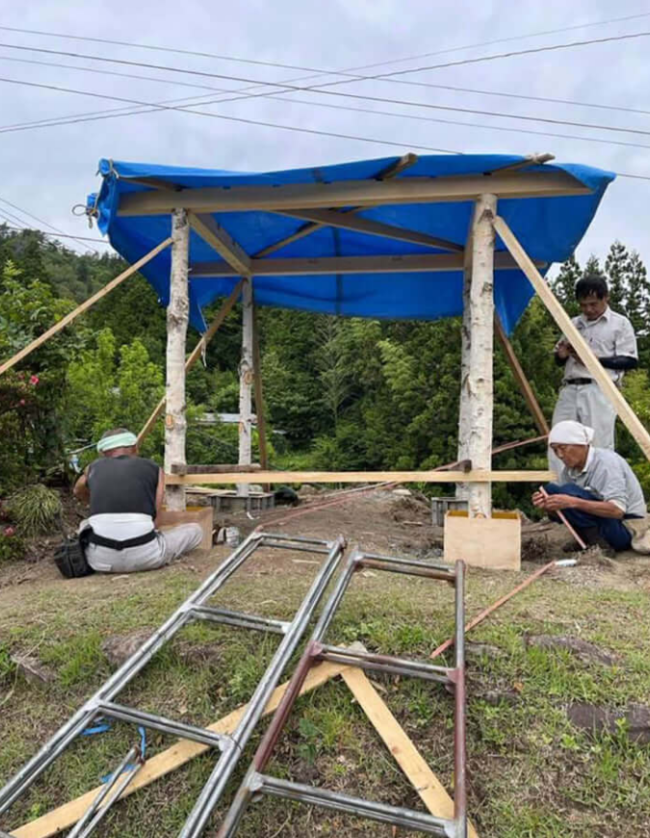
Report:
277,208,464,253
187,212,251,276
0,238,173,377
252,301,269,470
137,280,243,445
493,215,650,462
494,314,549,436
13,663,348,838
191,251,544,277
165,469,555,485
254,153,419,258
164,209,190,511
117,170,592,216
342,668,480,838
171,463,262,474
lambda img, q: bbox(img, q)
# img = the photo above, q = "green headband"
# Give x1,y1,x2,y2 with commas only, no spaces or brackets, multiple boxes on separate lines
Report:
97,432,138,453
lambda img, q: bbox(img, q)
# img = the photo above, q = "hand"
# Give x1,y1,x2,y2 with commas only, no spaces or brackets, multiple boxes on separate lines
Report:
542,493,578,512
556,341,572,360
532,491,547,508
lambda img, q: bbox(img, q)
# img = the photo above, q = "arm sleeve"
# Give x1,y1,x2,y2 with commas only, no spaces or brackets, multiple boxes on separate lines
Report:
555,353,568,367
600,355,639,370
595,461,628,512
614,317,638,360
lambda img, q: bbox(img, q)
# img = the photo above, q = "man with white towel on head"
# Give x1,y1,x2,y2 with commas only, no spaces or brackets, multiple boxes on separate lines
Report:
534,420,648,553
74,427,203,573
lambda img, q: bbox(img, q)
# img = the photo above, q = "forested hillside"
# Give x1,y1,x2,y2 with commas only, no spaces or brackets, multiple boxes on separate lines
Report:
2,224,650,510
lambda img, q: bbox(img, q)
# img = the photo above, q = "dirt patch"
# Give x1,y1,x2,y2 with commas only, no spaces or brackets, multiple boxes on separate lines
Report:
568,702,650,744
525,635,620,666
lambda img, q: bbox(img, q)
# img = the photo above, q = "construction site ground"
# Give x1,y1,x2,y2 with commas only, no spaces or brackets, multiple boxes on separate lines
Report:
1,487,649,837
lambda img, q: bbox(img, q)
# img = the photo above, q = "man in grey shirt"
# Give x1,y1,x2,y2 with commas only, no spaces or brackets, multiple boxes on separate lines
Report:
534,420,646,552
550,275,637,473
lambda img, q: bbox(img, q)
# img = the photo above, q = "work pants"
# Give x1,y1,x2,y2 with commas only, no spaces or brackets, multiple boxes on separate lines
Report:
85,524,204,573
548,382,617,474
544,483,633,552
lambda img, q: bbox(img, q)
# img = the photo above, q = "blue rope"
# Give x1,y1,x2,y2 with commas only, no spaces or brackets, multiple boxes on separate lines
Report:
82,717,147,782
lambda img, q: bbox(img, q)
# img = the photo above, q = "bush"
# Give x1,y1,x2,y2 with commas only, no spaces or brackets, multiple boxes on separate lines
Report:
6,484,63,537
0,527,25,563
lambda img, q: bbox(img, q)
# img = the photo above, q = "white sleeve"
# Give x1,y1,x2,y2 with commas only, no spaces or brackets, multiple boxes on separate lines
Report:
615,317,638,359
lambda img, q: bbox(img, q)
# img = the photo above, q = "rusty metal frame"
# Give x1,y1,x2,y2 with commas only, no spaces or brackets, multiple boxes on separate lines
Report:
217,549,467,838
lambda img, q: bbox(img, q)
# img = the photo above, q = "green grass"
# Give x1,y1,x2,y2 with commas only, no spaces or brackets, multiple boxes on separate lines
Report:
1,554,649,837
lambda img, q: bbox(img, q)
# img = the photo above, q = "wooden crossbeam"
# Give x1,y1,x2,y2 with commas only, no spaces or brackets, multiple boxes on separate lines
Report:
191,251,545,277
117,170,591,216
187,212,251,276
494,215,650,462
165,469,555,485
276,207,463,252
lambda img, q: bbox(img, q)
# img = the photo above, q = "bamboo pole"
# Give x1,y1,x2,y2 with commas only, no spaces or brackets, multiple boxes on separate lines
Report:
0,237,173,377
493,215,650,462
137,280,244,445
164,210,190,511
494,314,549,436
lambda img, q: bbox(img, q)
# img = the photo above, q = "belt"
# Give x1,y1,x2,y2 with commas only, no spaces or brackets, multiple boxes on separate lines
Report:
565,378,593,386
87,529,157,551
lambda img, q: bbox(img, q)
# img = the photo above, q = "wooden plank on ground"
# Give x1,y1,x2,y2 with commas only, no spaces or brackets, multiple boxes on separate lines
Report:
165,469,555,485
13,662,347,838
341,668,480,838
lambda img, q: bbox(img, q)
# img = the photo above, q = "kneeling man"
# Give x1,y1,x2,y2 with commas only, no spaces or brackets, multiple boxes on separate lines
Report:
533,420,646,552
74,428,203,573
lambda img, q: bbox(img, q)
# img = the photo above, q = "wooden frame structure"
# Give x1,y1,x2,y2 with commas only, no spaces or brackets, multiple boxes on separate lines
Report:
3,152,648,516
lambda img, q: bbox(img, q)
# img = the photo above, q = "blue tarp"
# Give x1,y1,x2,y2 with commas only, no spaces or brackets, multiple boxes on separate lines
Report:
89,154,614,333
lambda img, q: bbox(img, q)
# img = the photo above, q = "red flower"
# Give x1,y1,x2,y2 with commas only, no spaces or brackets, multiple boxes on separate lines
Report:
18,399,26,406
30,375,39,385
4,526,15,537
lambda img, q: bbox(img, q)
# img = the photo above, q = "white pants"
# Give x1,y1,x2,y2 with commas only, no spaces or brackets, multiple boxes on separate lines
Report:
548,383,617,474
85,523,203,574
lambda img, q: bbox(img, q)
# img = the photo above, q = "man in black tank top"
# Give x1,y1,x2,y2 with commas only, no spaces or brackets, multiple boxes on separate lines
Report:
73,428,203,573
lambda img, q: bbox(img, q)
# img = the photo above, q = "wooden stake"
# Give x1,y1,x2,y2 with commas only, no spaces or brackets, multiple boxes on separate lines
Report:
164,209,190,511
467,195,497,517
14,663,347,838
494,314,549,436
137,280,243,446
342,668,480,838
493,215,650,462
238,277,254,498
252,300,269,470
0,237,173,377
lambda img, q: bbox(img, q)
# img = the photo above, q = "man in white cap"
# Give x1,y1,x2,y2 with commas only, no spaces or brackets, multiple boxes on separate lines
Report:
534,420,646,552
73,428,203,573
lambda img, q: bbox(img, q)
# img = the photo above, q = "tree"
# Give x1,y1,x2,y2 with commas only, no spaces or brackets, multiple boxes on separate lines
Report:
604,241,631,311
551,254,581,312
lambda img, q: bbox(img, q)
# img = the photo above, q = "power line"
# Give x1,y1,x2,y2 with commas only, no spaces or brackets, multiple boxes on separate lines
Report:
0,222,111,244
2,39,649,140
0,195,101,253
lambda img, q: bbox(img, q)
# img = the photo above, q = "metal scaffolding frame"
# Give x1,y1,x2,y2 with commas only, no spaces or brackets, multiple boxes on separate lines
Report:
217,549,467,838
0,531,346,838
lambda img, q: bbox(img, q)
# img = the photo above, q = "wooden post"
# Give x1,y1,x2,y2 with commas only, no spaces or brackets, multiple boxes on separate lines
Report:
0,237,173,377
164,209,190,511
466,194,497,517
494,215,650,462
137,280,243,446
494,314,549,436
252,300,269,471
238,277,254,497
456,221,474,502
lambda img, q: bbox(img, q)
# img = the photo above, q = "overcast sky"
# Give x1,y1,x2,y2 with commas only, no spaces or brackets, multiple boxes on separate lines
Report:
1,0,649,265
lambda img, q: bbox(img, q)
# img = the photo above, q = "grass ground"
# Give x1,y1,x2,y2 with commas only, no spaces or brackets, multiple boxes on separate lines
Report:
1,492,650,837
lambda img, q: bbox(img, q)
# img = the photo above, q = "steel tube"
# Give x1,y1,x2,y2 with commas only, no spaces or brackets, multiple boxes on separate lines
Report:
98,703,227,748
67,746,139,838
191,606,289,635
453,561,468,838
311,550,361,643
358,553,456,574
261,541,332,554
178,536,346,838
259,775,453,836
358,558,456,582
75,758,143,838
317,645,451,684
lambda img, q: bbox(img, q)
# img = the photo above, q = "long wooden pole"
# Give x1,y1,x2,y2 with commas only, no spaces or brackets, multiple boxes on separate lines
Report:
164,210,190,511
493,215,650,462
165,469,555,485
0,237,173,377
252,300,269,470
494,314,549,436
137,280,244,445
237,277,254,498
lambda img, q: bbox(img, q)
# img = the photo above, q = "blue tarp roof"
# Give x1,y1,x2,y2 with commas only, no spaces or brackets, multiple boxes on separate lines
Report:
89,154,614,333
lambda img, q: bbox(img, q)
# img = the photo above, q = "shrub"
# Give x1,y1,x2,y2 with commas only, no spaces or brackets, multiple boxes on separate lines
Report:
6,484,63,537
0,527,25,563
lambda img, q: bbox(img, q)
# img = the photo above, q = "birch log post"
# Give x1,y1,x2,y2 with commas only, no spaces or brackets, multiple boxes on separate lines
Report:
466,194,497,517
164,209,190,511
456,216,475,502
237,277,254,498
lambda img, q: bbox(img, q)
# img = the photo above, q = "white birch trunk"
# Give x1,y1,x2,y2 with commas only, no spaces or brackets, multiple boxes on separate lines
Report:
237,277,254,498
164,208,190,511
466,194,497,517
456,240,473,501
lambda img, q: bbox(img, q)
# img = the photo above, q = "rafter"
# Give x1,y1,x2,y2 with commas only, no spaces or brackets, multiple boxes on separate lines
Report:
188,212,251,276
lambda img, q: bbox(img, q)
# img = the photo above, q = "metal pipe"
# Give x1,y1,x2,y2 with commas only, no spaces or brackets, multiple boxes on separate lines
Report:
191,606,289,635
311,550,361,643
317,645,451,683
99,703,227,749
178,535,346,838
259,775,453,836
453,561,468,838
358,553,456,574
74,757,143,838
358,558,456,583
67,746,140,838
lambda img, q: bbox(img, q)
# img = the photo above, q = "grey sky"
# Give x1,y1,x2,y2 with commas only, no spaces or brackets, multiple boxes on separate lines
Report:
1,0,649,268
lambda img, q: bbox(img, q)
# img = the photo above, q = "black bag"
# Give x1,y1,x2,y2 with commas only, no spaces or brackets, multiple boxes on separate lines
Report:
53,528,94,579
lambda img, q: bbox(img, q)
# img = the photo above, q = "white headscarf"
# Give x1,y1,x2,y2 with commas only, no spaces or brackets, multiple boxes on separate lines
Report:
548,420,595,446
